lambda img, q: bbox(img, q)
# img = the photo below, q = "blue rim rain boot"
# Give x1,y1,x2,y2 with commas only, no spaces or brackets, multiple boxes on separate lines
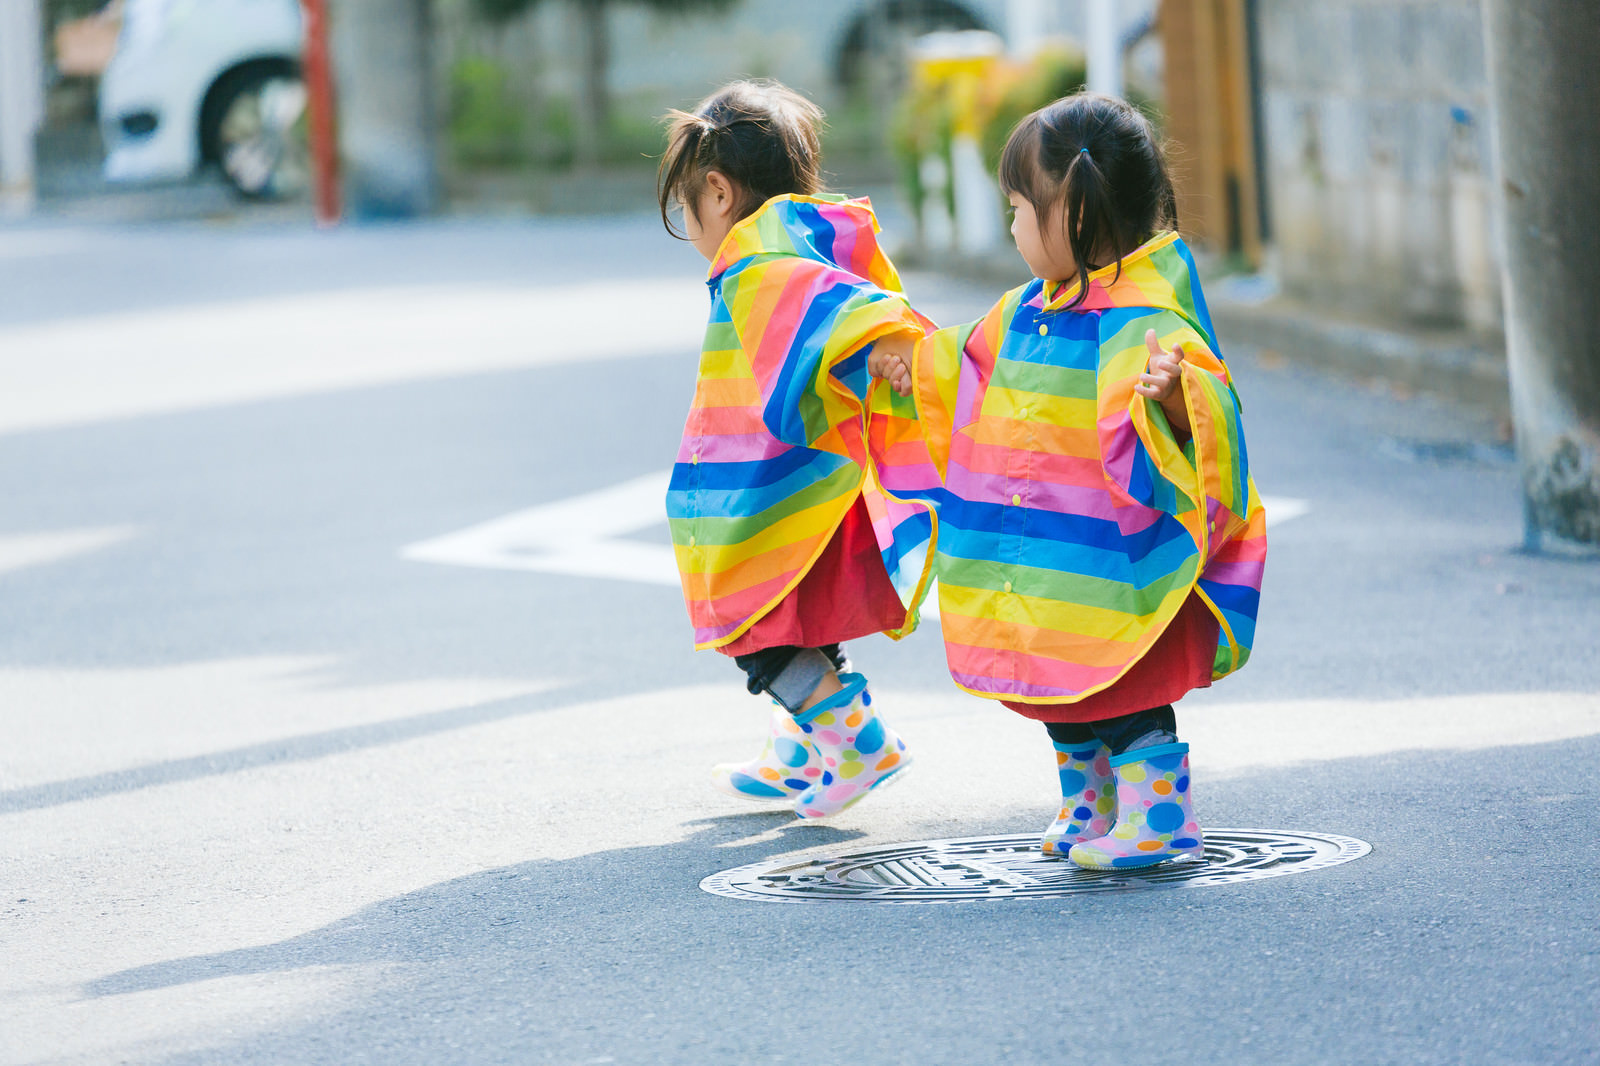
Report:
1068,743,1204,870
1040,740,1115,856
711,707,823,802
793,673,911,820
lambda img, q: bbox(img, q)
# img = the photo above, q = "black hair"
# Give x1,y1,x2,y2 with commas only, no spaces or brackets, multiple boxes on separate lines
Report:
998,91,1178,305
657,80,825,239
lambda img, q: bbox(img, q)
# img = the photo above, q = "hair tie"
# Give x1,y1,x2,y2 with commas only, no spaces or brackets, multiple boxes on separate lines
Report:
1079,147,1091,156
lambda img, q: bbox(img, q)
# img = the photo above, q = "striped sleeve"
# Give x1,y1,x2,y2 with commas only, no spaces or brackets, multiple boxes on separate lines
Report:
719,255,923,458
1095,309,1245,528
909,290,1014,482
1097,306,1264,680
1198,488,1266,677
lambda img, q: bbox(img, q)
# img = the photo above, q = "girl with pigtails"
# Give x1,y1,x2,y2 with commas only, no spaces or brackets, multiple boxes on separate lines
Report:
656,80,940,820
875,92,1268,870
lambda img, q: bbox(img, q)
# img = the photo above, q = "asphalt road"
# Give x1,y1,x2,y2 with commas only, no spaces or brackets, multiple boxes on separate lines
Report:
1,212,1597,1065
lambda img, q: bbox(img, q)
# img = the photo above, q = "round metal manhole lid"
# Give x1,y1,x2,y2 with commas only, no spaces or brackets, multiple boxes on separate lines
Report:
701,829,1371,904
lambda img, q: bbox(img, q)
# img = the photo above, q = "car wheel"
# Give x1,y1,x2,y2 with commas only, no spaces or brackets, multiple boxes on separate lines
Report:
205,67,309,200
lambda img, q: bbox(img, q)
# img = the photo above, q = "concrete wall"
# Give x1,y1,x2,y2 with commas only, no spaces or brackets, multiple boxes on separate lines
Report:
1256,0,1501,336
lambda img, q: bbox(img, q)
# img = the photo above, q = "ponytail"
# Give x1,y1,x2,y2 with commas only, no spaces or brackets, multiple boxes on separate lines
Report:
1063,146,1119,305
658,81,825,239
998,92,1177,306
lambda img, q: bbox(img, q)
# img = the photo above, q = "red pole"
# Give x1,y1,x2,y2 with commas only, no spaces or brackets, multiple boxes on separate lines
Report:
301,0,340,226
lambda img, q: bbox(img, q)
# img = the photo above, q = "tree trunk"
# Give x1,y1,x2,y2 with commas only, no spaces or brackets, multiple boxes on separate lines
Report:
1483,0,1600,549
572,0,610,170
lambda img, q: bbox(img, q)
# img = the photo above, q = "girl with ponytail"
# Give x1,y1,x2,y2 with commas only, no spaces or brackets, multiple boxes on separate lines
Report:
876,92,1268,870
657,81,938,820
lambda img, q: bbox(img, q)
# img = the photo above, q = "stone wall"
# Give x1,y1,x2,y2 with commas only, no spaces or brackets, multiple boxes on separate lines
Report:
1256,0,1501,336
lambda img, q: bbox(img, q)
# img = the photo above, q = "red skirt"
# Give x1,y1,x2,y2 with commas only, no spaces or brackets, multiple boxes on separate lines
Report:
1002,593,1219,723
719,495,908,656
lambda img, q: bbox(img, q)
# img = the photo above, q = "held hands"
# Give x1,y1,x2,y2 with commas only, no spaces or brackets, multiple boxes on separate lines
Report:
869,330,1190,425
1135,328,1192,438
867,334,914,397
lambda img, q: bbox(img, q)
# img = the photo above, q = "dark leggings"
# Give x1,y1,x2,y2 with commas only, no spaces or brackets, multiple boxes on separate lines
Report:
1044,705,1177,756
733,644,851,712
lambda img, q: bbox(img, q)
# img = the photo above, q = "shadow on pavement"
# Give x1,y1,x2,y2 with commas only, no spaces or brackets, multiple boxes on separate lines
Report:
85,810,864,1002
70,737,1600,1065
0,686,581,815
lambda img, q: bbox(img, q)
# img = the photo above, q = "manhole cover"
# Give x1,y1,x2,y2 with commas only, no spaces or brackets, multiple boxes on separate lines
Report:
701,829,1370,904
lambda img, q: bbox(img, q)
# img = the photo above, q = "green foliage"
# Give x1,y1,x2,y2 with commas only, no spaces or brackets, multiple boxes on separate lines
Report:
977,48,1087,175
43,0,107,24
601,98,670,165
473,0,739,24
823,94,881,161
538,95,577,168
448,56,526,167
636,0,741,15
892,47,1091,242
473,0,538,23
464,0,744,170
890,82,956,224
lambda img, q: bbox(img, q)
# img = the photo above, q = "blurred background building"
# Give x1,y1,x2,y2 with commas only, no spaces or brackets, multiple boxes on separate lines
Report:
3,0,1594,545
7,0,1497,339
1253,1,1498,335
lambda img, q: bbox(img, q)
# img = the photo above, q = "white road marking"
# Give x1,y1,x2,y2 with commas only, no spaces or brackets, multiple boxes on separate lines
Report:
1261,495,1310,527
0,526,138,577
401,472,678,586
401,480,1311,616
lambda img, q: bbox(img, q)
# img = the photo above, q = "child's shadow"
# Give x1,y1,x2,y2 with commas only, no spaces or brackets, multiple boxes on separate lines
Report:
85,811,865,1002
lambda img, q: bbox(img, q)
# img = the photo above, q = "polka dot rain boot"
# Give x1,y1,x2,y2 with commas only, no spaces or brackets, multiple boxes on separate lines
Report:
793,673,911,820
1068,742,1204,870
1040,740,1115,856
710,707,823,802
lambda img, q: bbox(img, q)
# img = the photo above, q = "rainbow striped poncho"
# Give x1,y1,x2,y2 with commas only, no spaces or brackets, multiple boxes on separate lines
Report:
668,194,939,651
911,231,1266,703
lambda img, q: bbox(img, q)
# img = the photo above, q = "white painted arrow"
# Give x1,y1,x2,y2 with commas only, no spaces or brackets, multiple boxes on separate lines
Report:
401,475,1311,608
401,472,679,586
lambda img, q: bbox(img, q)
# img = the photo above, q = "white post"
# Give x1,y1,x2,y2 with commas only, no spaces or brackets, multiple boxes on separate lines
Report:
1006,0,1046,60
951,135,1002,254
0,0,45,214
919,153,953,254
1086,0,1123,98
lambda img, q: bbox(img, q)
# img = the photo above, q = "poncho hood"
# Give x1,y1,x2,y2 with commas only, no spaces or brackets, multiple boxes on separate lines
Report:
708,194,904,295
907,229,1264,703
671,191,938,651
1039,231,1216,345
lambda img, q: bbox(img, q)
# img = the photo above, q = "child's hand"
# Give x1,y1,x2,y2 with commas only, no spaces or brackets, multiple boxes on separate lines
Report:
868,335,914,397
1136,328,1192,439
1135,328,1184,402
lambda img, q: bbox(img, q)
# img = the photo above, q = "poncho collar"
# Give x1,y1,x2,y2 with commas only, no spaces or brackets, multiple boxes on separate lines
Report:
707,193,904,294
1037,230,1195,318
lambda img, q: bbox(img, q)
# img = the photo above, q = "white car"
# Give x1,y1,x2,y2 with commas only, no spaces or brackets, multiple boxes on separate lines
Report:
99,0,306,198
